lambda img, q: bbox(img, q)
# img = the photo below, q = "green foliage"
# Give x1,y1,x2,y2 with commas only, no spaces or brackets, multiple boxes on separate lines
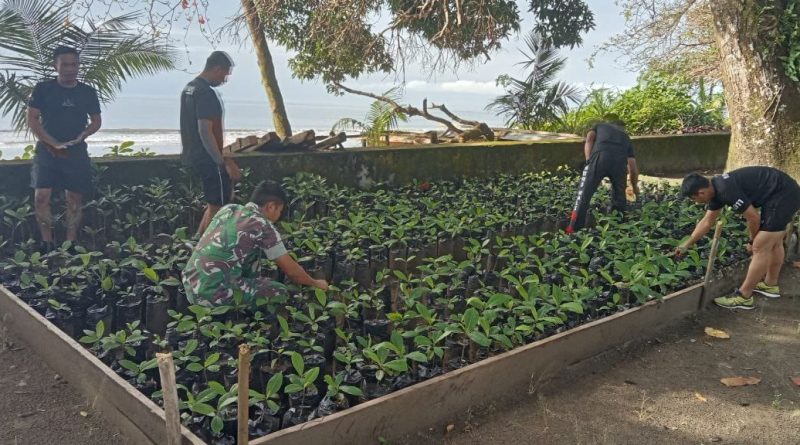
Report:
488,31,581,129
104,141,156,157
777,0,800,81
256,0,521,89
528,0,595,49
0,0,177,132
541,73,727,135
332,87,408,146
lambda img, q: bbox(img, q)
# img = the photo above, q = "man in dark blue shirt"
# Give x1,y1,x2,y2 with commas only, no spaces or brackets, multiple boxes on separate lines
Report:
180,51,241,236
677,166,800,310
27,46,102,252
566,119,639,233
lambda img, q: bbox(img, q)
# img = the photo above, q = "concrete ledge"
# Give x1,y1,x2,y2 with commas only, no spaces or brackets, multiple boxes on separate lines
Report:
0,133,729,197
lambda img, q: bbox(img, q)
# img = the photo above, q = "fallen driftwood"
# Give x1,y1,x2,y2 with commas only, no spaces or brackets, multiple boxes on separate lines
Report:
224,130,333,153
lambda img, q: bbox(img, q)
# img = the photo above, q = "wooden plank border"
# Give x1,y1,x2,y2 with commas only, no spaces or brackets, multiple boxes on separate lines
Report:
253,283,705,444
0,266,746,445
0,286,205,445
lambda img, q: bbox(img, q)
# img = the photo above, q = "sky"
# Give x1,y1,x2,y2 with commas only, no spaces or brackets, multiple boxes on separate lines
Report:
0,0,638,131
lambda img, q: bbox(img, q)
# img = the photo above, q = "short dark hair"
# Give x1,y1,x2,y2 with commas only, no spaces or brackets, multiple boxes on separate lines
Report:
604,114,625,127
53,45,78,60
204,51,234,71
681,172,711,197
250,180,287,206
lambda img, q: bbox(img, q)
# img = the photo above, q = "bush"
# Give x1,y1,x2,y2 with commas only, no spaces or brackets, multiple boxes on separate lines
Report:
539,73,728,136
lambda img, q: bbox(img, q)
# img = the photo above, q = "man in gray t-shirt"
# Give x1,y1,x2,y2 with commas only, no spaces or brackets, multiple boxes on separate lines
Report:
179,51,241,236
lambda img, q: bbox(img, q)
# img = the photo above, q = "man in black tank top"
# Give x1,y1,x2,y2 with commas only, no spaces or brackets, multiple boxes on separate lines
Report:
677,166,800,310
566,119,639,233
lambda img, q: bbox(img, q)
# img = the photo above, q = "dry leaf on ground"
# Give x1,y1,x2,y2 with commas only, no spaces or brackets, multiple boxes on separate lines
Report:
445,424,455,434
720,376,761,387
791,376,800,387
705,327,730,339
694,392,707,402
793,261,800,269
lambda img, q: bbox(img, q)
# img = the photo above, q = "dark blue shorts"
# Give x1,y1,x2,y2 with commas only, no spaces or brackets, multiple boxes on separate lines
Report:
30,144,93,196
191,161,232,206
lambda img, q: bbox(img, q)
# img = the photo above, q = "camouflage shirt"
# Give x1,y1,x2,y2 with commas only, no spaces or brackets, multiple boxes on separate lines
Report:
182,202,288,305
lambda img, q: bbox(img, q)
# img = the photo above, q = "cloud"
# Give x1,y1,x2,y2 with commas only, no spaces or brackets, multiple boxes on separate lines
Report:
406,79,503,95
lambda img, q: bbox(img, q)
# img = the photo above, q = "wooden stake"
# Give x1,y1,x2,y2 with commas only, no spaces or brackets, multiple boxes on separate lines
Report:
238,344,251,445
156,352,182,445
700,221,724,308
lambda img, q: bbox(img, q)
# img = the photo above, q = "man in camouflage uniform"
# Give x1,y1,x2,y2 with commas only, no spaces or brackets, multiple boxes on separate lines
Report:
182,180,328,307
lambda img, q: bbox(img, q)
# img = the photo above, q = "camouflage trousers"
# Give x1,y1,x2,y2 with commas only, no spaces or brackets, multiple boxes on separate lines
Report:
184,275,288,309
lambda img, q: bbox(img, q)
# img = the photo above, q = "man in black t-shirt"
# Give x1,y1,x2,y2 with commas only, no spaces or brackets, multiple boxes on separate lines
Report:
27,46,102,252
179,51,241,236
677,166,800,310
566,119,639,233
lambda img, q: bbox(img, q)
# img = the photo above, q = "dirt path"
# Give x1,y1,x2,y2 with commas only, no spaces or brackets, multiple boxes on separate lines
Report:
0,325,121,445
407,268,800,445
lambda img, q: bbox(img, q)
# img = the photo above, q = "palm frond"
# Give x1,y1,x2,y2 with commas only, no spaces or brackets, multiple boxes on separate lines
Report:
0,0,176,132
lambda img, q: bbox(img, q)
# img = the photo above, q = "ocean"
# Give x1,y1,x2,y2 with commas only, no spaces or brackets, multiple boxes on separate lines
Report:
0,96,504,159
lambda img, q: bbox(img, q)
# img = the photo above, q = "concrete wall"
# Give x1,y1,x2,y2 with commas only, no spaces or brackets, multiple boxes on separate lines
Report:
0,133,729,198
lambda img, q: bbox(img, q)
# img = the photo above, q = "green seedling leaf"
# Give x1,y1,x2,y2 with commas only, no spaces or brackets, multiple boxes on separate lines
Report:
384,359,408,373
289,352,304,375
191,402,215,416
204,353,220,368
266,373,283,395
284,383,304,394
210,415,223,433
406,351,428,363
340,385,363,396
468,331,492,347
186,363,204,373
118,359,139,374
143,267,159,284
208,381,225,395
561,302,584,314
305,367,320,384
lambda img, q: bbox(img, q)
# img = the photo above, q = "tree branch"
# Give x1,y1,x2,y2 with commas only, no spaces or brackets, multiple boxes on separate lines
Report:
430,102,480,126
334,82,464,135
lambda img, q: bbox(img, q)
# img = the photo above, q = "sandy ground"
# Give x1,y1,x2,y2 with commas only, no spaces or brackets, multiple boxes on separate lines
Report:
0,326,122,445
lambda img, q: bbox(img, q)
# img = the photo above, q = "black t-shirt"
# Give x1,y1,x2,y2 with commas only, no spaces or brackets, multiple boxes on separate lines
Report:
179,77,223,166
708,166,798,213
28,79,101,151
590,123,635,159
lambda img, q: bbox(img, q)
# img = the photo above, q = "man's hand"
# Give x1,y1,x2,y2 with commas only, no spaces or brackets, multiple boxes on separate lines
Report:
64,132,87,147
632,182,640,200
313,279,329,291
673,243,689,258
224,158,242,182
746,243,753,255
46,142,70,158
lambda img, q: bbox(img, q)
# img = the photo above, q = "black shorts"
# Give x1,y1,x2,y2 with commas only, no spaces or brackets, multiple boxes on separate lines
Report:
760,184,800,232
191,161,232,206
30,144,93,196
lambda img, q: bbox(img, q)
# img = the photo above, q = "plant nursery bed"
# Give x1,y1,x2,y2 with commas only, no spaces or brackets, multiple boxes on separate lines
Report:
0,170,773,444
0,265,747,444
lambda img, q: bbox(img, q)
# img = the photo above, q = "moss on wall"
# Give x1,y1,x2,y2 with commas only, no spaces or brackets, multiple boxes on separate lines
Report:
0,133,729,199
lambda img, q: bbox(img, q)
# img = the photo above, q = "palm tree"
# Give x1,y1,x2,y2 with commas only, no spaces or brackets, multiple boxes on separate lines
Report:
487,30,581,130
332,86,408,147
0,0,177,132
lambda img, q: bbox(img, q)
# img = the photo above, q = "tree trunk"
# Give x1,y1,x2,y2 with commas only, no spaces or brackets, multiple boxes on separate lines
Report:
241,0,292,138
711,0,800,179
